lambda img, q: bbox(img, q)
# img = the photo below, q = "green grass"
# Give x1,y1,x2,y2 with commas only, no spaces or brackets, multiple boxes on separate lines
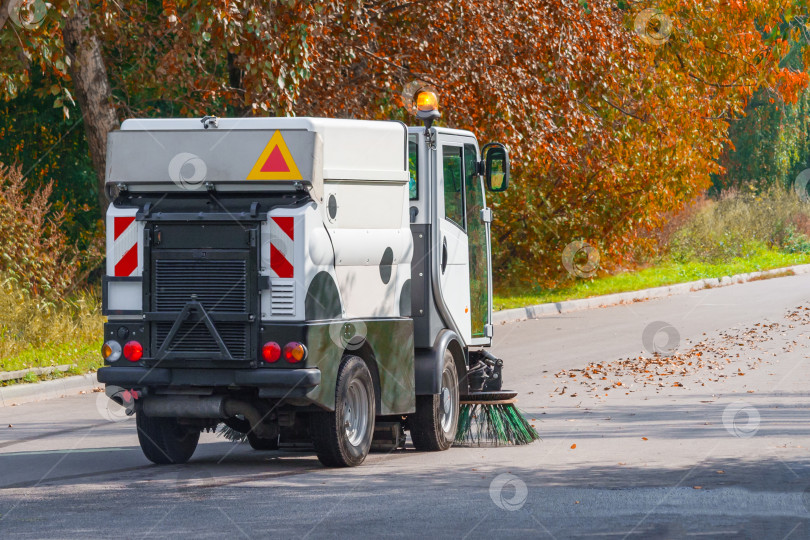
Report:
0,339,103,386
494,249,810,311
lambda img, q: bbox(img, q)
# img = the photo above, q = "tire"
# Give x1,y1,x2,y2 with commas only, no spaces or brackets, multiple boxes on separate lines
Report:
247,431,279,451
410,349,459,451
310,356,376,467
136,411,200,465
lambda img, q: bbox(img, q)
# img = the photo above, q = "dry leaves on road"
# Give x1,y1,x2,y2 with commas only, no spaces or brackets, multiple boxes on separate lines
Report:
553,305,810,399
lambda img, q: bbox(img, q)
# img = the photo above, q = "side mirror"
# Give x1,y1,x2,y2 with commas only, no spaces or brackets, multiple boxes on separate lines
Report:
482,143,510,192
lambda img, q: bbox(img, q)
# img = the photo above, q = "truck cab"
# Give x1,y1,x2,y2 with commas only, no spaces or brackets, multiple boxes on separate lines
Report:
98,95,509,467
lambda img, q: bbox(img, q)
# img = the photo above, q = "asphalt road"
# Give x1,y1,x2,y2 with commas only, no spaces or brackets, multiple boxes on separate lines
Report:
3,275,810,539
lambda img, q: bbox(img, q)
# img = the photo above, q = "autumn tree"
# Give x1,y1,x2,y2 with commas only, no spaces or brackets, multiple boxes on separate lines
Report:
297,0,810,287
1,0,809,287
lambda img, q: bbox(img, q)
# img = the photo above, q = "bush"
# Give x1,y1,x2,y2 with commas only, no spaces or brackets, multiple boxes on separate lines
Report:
668,187,810,263
0,274,102,375
0,163,102,298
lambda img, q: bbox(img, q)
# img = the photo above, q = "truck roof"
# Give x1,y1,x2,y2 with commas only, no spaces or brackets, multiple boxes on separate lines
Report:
108,117,409,189
408,125,477,140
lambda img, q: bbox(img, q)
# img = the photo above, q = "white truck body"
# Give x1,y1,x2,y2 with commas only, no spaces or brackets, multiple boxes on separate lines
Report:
98,113,509,467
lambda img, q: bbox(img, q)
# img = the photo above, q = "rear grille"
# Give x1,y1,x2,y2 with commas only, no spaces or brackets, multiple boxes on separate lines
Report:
152,257,251,360
155,321,248,359
155,259,247,312
270,281,295,317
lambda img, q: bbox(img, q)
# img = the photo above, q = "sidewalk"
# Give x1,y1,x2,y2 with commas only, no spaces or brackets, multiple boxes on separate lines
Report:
0,373,99,407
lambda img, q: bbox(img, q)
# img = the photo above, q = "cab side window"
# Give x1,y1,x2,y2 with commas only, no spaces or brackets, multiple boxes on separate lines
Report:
442,146,465,229
408,135,418,200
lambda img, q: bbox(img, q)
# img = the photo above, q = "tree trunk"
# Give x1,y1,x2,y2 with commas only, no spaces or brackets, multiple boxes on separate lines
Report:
227,52,249,117
0,0,12,30
61,0,119,215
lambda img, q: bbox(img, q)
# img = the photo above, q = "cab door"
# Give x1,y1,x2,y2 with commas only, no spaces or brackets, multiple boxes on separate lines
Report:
463,143,493,346
436,141,473,344
435,139,493,347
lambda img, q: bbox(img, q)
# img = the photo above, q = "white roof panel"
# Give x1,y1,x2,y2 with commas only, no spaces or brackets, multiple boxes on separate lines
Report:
109,117,409,186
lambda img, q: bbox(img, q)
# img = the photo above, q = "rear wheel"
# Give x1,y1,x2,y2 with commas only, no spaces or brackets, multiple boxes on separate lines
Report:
310,356,376,467
410,349,459,451
136,412,200,465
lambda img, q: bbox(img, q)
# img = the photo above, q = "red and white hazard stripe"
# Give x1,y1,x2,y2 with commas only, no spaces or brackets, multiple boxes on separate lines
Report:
107,210,141,277
269,216,294,278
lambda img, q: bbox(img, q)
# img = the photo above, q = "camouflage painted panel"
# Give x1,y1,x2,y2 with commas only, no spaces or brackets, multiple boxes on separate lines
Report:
305,319,414,415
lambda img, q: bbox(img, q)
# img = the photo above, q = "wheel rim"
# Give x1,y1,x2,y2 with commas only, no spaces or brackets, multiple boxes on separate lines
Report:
344,378,370,447
439,366,458,434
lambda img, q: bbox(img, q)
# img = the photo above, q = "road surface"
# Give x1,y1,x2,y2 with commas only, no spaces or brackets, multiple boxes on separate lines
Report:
2,274,810,538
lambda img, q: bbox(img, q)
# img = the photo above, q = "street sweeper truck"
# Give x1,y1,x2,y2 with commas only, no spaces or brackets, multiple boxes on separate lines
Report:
98,91,536,467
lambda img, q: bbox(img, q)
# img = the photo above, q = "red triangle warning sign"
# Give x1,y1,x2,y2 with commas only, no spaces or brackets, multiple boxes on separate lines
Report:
247,130,302,181
261,146,290,173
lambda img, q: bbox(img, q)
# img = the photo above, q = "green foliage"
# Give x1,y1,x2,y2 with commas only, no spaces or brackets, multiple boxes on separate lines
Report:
0,273,102,380
0,73,99,242
669,187,810,262
717,84,810,194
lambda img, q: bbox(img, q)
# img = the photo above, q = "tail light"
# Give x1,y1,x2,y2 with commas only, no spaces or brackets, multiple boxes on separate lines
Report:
262,342,281,363
123,341,143,362
283,342,307,363
102,341,122,362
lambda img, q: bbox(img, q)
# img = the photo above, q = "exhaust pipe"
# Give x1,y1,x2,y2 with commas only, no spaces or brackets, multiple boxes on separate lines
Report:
141,396,276,438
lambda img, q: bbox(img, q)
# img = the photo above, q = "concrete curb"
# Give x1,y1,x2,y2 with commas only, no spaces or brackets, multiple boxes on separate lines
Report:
493,263,810,325
0,373,99,408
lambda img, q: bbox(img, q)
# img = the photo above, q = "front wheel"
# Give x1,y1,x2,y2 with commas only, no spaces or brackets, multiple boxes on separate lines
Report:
410,349,459,451
310,356,376,467
136,412,200,465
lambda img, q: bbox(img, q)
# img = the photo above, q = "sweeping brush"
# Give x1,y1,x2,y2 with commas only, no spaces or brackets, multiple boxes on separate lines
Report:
455,391,540,446
218,423,247,442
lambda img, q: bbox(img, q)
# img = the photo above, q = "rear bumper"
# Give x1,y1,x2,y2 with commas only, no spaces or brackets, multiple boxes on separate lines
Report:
97,366,320,398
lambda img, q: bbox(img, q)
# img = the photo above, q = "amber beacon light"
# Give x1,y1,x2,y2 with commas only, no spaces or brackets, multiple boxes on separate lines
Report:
416,90,439,113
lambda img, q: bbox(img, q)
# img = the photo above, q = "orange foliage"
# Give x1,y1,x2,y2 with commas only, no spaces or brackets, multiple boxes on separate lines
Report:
296,0,810,287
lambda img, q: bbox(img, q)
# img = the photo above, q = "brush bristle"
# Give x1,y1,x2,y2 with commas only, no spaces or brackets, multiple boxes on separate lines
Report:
218,424,247,443
455,402,539,446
